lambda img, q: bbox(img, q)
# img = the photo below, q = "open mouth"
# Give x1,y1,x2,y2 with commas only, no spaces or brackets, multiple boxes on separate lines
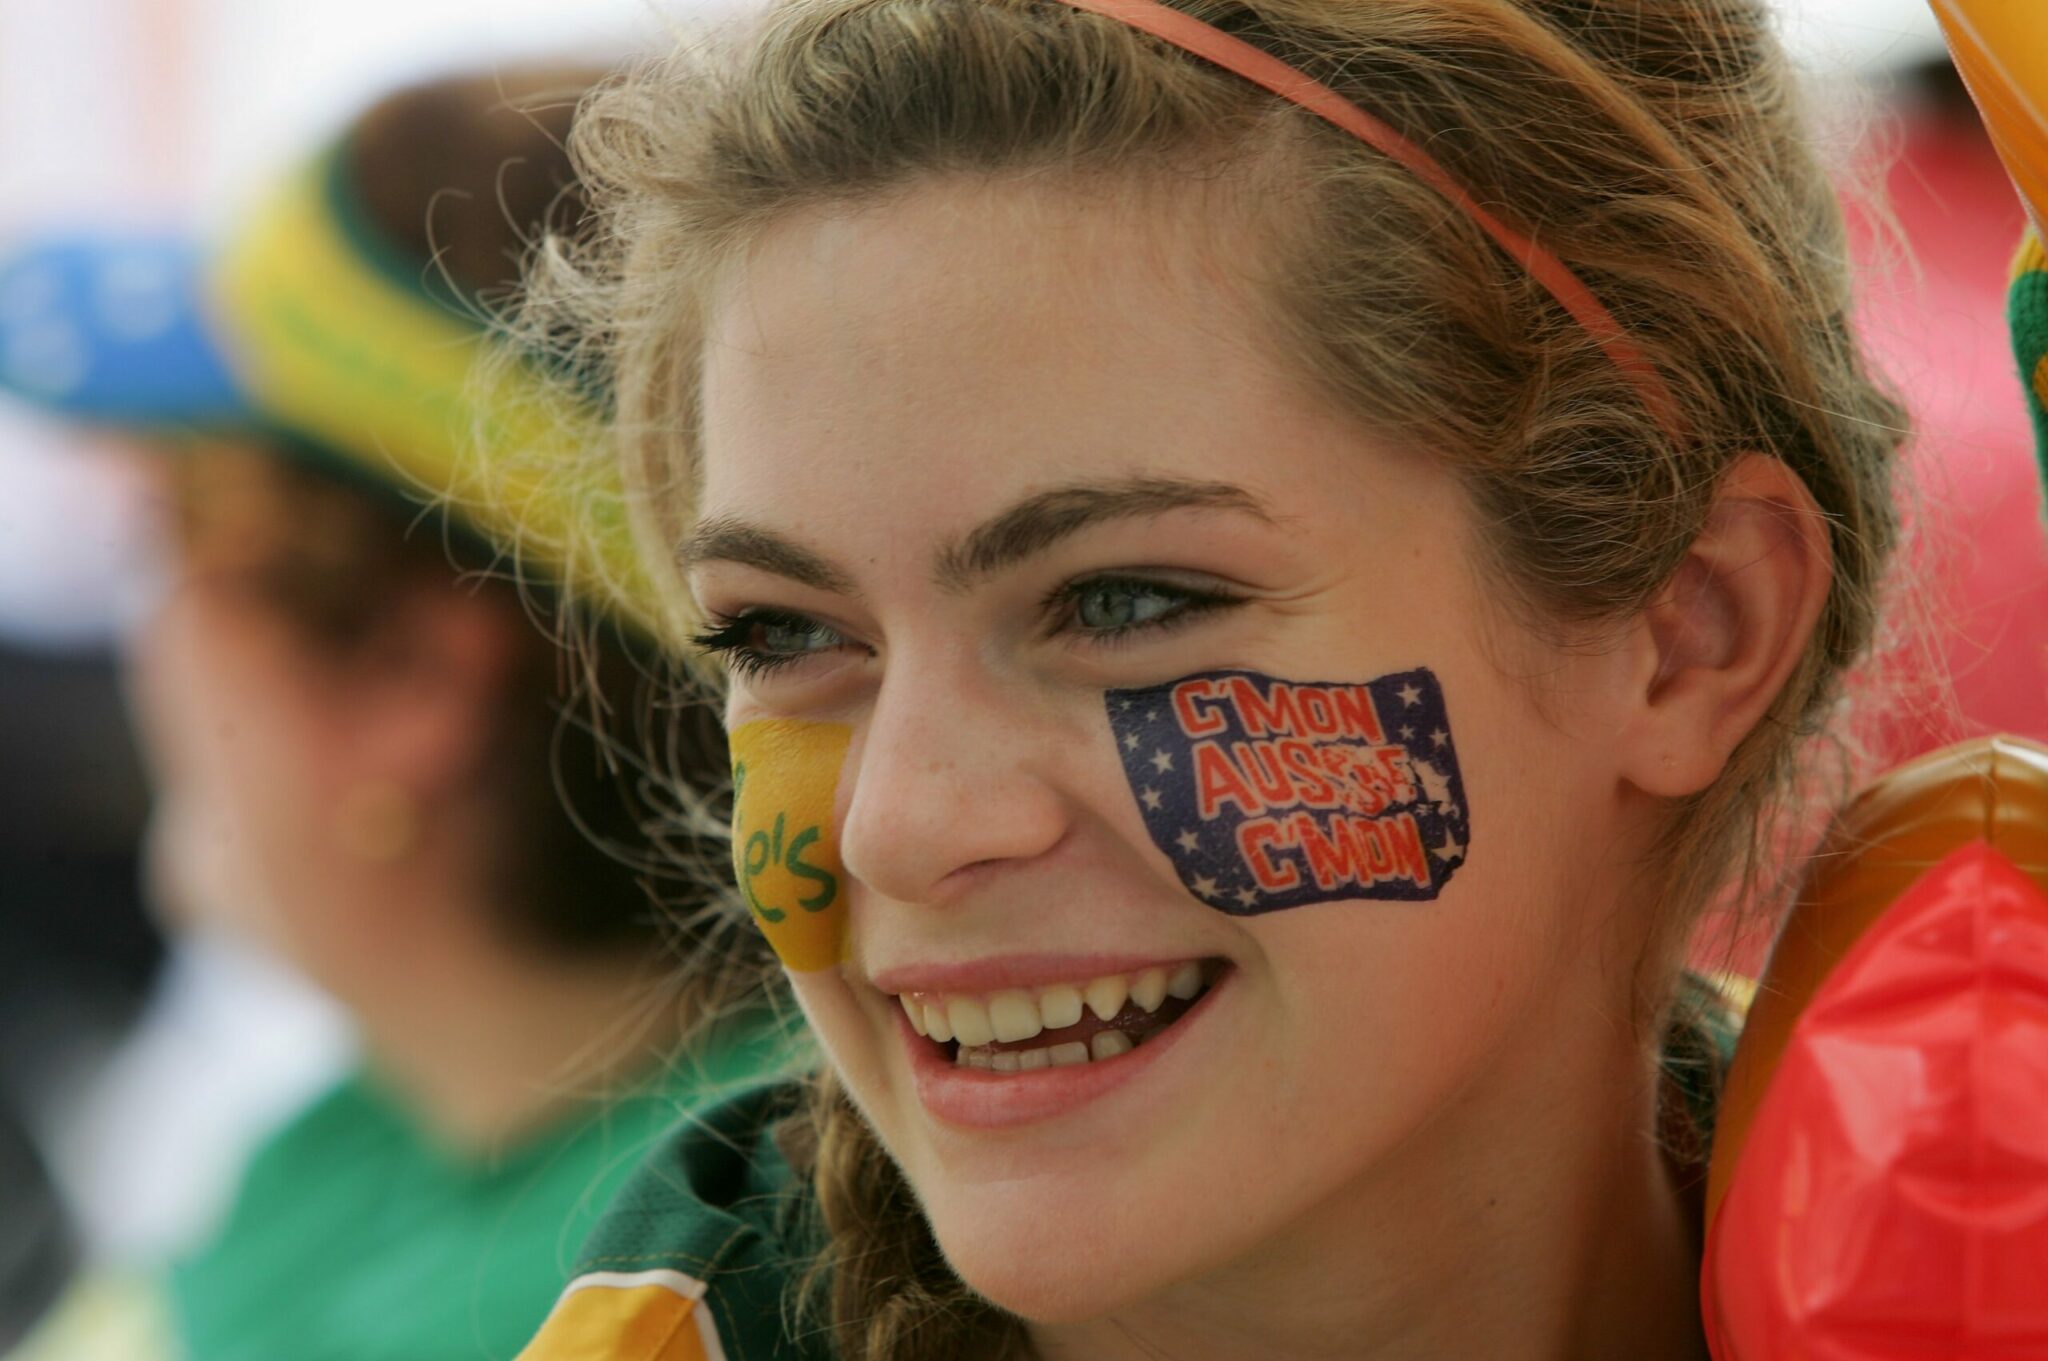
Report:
894,959,1228,1072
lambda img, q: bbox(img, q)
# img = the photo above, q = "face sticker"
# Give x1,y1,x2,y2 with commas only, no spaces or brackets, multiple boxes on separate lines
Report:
729,718,853,971
1106,668,1470,914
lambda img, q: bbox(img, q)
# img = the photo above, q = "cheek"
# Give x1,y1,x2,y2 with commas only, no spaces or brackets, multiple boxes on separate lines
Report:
148,624,282,804
126,592,349,920
730,718,855,971
1387,653,1627,983
1104,667,1473,918
784,967,912,1146
126,601,285,868
124,597,217,788
126,613,284,932
1238,659,1619,1115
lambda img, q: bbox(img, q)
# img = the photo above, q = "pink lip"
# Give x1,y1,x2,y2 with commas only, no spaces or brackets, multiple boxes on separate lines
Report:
869,951,1210,997
903,971,1229,1130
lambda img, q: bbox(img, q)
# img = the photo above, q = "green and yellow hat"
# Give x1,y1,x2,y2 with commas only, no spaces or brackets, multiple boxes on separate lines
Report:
0,142,663,638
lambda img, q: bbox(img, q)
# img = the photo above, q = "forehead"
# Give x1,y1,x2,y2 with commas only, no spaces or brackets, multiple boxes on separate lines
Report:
695,177,1357,525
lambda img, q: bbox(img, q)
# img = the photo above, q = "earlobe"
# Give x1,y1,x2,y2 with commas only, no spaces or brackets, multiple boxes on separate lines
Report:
1621,454,1833,798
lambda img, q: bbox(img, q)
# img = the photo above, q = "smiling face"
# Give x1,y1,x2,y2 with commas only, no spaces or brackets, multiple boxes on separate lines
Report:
689,178,1663,1321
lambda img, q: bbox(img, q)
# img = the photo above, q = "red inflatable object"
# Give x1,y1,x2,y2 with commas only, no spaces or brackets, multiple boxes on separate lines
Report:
1703,737,2048,1360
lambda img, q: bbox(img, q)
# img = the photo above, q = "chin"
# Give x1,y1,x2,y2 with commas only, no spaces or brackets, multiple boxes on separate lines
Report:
938,1221,1155,1325
916,1167,1210,1325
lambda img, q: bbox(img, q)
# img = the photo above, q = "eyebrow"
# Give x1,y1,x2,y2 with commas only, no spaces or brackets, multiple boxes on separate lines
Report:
932,476,1274,592
681,516,860,596
681,475,1274,597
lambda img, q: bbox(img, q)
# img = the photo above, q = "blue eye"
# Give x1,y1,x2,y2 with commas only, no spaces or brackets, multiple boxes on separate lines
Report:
1053,575,1241,643
692,609,850,678
698,575,1243,679
755,615,839,655
1074,580,1184,631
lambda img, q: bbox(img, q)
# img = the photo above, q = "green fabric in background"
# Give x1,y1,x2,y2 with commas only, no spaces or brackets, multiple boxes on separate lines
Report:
169,1009,807,1361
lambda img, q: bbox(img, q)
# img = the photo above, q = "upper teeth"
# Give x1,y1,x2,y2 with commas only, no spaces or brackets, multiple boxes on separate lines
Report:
896,961,1204,1044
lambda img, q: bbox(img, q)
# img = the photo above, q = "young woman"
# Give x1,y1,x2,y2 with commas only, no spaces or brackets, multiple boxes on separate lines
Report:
1,68,785,1361
511,2,1905,1357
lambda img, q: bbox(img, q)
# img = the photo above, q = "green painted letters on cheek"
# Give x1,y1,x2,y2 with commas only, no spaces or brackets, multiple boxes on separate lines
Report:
728,719,853,972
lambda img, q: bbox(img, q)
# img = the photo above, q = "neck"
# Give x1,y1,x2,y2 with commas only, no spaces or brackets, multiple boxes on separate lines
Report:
1032,975,1706,1361
340,914,679,1154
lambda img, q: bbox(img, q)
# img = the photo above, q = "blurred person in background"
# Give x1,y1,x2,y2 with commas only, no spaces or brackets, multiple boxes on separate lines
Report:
0,64,787,1361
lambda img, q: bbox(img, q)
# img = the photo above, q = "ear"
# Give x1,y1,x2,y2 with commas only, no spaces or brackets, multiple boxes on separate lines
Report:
1617,454,1833,798
331,584,523,798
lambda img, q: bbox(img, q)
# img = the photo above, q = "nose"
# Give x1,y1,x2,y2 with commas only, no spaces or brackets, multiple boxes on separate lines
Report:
836,653,1071,905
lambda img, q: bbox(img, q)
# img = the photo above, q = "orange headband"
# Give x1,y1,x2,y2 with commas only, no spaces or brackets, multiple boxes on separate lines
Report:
1051,0,1681,436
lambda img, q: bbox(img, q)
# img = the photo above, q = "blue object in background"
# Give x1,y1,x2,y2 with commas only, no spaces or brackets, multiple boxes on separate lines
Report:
0,234,249,430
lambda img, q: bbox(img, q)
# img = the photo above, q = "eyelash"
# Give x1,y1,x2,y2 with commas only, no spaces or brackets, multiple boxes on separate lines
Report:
693,576,1244,679
690,608,837,681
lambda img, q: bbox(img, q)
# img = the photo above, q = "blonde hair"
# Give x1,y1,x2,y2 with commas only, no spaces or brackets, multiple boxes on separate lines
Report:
517,1,1906,1353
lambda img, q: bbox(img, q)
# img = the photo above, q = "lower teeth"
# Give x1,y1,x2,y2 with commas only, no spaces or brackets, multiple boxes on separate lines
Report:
956,1028,1138,1070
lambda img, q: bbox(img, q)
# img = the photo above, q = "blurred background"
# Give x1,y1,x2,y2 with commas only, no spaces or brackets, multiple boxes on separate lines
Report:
0,3,719,1353
0,0,2043,1355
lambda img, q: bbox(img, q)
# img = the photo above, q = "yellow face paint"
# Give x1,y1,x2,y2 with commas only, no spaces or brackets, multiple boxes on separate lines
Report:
729,719,853,972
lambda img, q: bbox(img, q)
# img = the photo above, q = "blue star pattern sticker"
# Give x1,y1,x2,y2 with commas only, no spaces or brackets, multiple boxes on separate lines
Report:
1106,667,1471,914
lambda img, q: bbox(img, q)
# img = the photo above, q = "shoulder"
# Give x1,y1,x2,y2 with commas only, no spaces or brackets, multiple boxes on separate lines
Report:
516,1079,831,1361
575,1079,814,1278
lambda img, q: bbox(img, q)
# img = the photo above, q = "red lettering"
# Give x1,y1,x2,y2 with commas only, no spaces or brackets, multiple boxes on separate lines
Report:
1237,819,1300,891
1173,678,1227,737
1322,746,1391,817
1355,817,1395,881
1229,676,1301,739
1237,742,1295,808
1295,687,1337,738
1384,811,1431,888
1331,686,1385,742
1230,810,1438,899
1195,741,1262,820
1277,739,1338,806
1292,811,1360,891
